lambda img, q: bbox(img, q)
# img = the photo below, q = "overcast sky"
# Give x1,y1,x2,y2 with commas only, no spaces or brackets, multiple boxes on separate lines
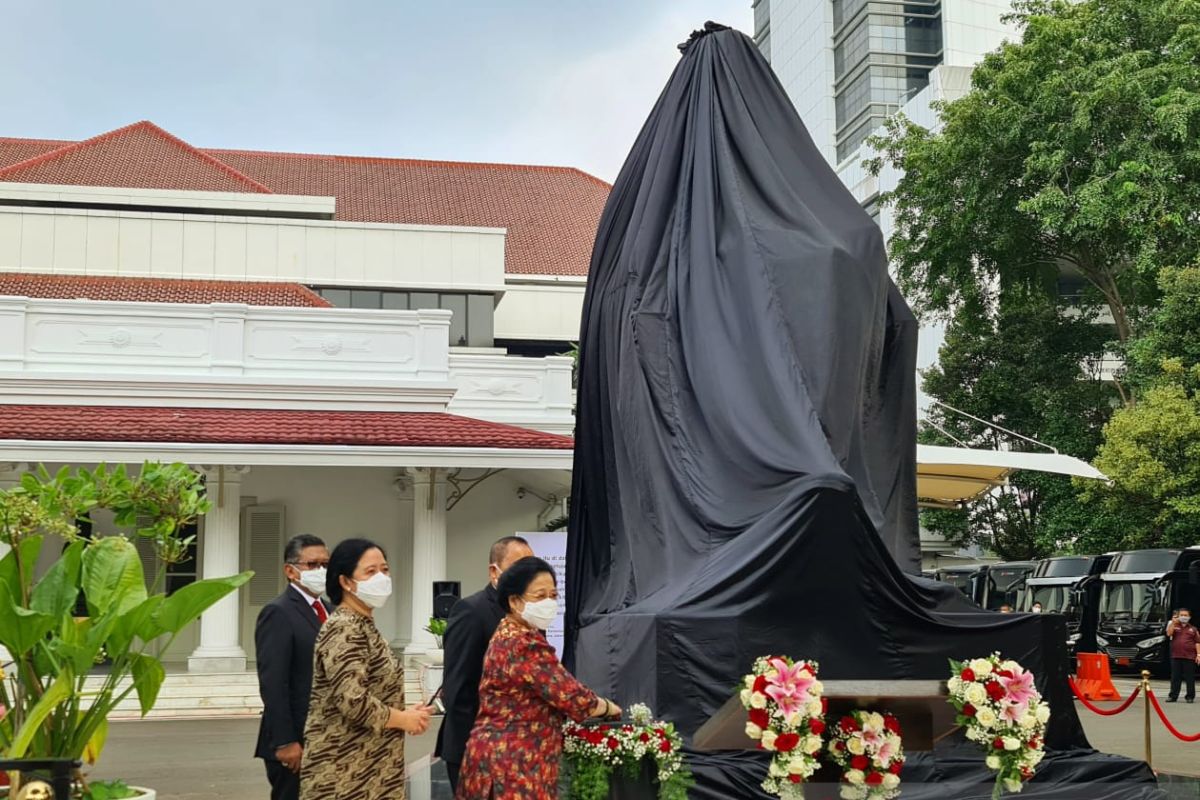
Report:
3,1,753,183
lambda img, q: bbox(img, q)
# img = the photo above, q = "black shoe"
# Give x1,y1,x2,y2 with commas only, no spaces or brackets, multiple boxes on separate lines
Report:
1188,698,1195,704
1166,697,1178,702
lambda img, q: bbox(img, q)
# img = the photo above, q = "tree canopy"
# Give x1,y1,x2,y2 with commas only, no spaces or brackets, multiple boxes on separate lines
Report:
868,0,1200,373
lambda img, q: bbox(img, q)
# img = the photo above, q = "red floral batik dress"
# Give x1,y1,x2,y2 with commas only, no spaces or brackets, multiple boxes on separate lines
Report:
455,616,598,799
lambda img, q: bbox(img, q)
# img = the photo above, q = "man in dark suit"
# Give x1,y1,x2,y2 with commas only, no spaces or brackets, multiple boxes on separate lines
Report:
255,534,331,800
435,535,534,791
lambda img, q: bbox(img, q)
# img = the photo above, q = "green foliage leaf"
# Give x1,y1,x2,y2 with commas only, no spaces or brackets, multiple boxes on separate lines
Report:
155,572,252,634
82,535,148,617
9,673,72,758
105,594,165,655
0,588,56,657
0,535,44,601
129,652,166,717
31,539,84,618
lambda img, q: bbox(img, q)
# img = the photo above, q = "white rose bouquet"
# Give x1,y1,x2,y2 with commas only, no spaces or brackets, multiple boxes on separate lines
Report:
947,654,1050,798
825,709,905,799
740,655,826,799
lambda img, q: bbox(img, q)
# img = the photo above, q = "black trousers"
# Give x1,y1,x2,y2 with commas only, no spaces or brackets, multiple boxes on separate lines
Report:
1170,657,1196,700
265,759,300,800
445,760,461,793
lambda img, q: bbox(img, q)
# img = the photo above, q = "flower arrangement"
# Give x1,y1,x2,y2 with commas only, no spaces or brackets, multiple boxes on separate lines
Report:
740,656,827,799
562,703,692,800
826,710,905,800
947,654,1050,798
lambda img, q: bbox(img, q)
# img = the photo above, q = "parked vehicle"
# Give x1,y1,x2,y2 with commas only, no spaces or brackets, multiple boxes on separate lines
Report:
977,561,1036,611
1095,548,1200,675
1016,554,1114,657
934,565,980,599
932,562,1035,610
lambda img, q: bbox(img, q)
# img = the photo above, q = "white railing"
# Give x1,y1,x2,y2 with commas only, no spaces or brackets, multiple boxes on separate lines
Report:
448,353,574,435
0,296,452,381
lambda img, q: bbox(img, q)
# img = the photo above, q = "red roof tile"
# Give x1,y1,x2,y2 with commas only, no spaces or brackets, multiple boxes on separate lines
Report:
0,122,609,276
0,273,331,307
0,405,574,450
0,122,272,194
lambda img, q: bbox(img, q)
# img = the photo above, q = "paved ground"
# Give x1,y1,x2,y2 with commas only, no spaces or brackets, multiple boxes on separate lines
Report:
86,679,1200,799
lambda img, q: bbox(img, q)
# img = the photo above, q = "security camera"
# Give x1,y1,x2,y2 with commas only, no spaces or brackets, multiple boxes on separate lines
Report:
516,487,527,500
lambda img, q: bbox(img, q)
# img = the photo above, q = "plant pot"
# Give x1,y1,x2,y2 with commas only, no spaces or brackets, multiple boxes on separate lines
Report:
425,648,444,665
0,783,155,799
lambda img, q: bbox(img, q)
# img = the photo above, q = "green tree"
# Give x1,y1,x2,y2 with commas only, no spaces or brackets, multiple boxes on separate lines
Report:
1083,266,1200,546
920,294,1119,558
868,0,1200,402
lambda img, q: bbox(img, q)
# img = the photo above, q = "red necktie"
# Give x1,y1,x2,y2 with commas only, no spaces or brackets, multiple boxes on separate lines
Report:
312,600,328,624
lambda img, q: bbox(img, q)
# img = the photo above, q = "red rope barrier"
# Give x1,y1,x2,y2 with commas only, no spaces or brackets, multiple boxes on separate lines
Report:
1067,677,1141,715
1147,690,1200,742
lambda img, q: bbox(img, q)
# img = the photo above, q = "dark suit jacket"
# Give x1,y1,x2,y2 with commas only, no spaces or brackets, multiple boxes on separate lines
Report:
434,583,505,765
254,587,330,760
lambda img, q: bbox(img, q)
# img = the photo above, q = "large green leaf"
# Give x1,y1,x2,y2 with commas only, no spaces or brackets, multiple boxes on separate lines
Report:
0,587,56,657
105,595,165,656
129,652,166,717
82,716,108,765
31,539,84,618
82,536,147,617
155,572,252,634
0,535,43,601
9,672,71,758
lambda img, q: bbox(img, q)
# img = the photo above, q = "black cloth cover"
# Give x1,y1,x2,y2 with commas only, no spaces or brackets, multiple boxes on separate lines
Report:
565,21,1158,797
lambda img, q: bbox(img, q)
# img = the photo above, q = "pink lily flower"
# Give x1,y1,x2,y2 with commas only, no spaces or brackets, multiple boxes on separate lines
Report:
1001,667,1038,707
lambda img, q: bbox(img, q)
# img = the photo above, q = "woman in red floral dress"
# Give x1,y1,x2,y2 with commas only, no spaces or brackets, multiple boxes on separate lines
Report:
456,557,621,799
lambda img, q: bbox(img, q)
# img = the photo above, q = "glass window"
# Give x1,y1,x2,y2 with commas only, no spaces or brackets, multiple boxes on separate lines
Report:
410,292,439,310
442,294,468,347
381,291,409,310
350,289,381,309
467,294,494,348
320,288,351,307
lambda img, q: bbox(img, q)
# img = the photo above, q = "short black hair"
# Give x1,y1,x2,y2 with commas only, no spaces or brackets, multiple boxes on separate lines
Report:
489,535,530,566
284,534,326,564
327,538,386,605
496,556,555,613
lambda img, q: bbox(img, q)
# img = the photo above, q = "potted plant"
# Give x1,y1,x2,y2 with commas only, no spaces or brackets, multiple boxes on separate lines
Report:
423,616,448,666
0,463,252,798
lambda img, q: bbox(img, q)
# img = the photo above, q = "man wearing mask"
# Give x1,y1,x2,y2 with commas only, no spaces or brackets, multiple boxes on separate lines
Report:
1166,608,1200,703
254,534,332,800
434,535,534,791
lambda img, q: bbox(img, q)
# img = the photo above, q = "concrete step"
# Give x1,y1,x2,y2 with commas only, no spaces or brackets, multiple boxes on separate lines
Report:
83,672,262,720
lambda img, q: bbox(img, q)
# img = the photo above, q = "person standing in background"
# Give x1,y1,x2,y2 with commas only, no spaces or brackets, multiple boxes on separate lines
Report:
435,536,534,792
1166,608,1200,703
254,534,332,800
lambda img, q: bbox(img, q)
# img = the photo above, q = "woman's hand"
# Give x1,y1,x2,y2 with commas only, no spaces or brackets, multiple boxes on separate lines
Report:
590,698,623,719
387,704,433,734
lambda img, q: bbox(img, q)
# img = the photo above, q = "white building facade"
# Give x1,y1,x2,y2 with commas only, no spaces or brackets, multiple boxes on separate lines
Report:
0,121,601,683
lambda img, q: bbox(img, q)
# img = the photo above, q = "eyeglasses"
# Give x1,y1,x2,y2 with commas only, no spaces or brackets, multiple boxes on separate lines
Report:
288,560,329,570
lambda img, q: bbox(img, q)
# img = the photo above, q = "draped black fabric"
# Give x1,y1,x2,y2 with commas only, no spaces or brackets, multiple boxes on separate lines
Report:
564,21,1159,796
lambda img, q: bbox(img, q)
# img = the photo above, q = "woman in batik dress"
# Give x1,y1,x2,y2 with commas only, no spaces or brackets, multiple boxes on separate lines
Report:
456,556,621,799
301,538,434,800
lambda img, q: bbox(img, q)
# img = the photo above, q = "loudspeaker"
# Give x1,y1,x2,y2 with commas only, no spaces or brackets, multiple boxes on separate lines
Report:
433,580,461,619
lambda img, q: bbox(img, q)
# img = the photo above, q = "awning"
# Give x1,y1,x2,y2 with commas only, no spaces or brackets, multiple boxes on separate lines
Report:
917,444,1106,508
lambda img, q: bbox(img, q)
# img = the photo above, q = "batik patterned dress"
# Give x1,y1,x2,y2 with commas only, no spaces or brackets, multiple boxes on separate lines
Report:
300,607,407,800
456,616,599,799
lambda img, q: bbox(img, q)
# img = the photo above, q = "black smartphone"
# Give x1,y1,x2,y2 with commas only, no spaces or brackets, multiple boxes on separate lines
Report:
426,686,445,714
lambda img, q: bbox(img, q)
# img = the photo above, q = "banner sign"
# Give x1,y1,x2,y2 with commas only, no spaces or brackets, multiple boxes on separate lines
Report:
517,531,567,659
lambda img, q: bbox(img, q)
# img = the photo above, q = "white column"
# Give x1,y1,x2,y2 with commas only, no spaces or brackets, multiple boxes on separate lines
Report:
189,465,248,673
406,467,447,656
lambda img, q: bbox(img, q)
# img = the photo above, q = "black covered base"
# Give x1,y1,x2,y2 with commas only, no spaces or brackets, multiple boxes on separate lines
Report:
686,741,1163,800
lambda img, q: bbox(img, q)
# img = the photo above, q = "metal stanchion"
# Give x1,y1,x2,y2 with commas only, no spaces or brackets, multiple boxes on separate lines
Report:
1141,669,1153,770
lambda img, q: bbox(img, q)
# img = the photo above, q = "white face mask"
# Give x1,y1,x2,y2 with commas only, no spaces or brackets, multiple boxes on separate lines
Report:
298,567,327,597
520,597,558,631
1181,616,1191,625
353,572,393,609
